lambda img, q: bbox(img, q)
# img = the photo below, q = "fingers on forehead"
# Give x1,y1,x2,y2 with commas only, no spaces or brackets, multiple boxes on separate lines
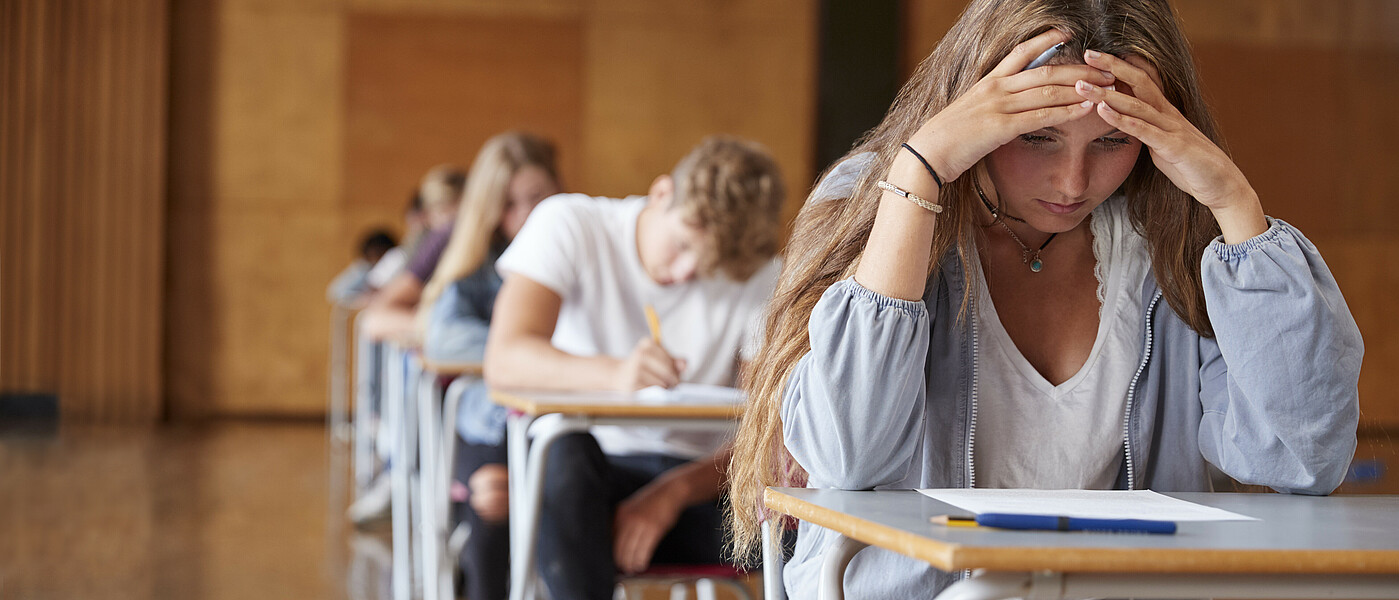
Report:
1097,52,1158,84
1123,54,1165,88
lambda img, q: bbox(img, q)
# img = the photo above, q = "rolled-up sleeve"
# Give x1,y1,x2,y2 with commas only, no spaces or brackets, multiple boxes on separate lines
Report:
1197,218,1363,495
782,279,932,490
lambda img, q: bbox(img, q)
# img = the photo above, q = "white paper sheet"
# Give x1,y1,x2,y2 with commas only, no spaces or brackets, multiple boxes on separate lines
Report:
917,488,1258,521
635,383,745,405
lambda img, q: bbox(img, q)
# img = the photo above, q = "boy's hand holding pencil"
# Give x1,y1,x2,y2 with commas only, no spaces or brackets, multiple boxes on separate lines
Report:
612,305,687,391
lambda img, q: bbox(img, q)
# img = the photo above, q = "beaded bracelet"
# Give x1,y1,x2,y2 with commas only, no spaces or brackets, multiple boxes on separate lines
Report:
900,142,944,189
877,180,943,214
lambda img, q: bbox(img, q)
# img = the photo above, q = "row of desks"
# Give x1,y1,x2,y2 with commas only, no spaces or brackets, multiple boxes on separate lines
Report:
343,337,1399,600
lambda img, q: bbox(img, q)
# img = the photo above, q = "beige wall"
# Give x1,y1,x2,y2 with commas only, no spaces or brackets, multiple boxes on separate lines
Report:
903,0,1399,429
167,0,818,417
1,0,169,421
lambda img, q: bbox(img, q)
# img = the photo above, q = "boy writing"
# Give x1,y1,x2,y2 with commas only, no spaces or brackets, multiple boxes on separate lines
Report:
485,136,786,599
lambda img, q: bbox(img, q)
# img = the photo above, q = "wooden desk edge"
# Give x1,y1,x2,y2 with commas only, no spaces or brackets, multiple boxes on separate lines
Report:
490,388,742,419
764,487,961,570
762,488,1399,574
419,359,484,377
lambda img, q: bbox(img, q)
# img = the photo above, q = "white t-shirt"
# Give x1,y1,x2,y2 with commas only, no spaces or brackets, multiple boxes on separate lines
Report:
973,197,1150,489
496,194,781,459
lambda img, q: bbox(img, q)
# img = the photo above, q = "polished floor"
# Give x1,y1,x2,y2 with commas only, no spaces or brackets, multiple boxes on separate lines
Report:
0,421,763,600
0,420,390,600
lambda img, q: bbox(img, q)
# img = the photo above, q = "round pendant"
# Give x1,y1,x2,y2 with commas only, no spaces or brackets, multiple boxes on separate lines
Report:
1029,258,1043,273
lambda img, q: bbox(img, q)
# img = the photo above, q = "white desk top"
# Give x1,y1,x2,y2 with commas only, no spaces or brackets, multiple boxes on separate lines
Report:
765,487,1399,574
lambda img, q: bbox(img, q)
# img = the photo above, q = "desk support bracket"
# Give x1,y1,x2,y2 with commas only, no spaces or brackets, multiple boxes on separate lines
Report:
819,535,869,600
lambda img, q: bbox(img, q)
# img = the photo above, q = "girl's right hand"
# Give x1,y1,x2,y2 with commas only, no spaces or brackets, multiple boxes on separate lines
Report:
904,29,1116,183
613,337,687,392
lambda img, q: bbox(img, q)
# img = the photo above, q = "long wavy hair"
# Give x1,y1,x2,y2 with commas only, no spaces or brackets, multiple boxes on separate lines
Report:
727,0,1225,560
418,131,558,327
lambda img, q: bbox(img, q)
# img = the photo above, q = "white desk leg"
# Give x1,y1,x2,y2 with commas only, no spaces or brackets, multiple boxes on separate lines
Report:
417,371,443,600
762,523,787,600
438,378,468,600
388,346,413,600
506,413,535,600
328,306,346,441
508,413,594,600
351,317,376,494
818,534,868,600
406,358,424,598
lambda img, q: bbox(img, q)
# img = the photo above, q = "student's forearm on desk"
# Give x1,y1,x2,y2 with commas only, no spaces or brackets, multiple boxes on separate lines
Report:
483,335,620,391
367,273,423,311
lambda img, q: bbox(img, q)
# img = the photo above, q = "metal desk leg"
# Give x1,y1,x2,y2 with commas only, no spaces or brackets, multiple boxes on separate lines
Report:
352,317,377,495
406,357,424,598
762,522,787,600
506,413,535,600
387,345,413,600
818,534,868,600
417,370,443,600
329,305,352,442
507,413,594,600
437,378,470,600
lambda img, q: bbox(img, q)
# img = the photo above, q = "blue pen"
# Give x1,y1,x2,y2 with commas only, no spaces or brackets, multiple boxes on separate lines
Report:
977,513,1177,534
1024,41,1065,70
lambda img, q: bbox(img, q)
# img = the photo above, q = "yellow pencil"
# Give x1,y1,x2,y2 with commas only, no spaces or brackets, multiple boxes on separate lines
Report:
644,304,663,345
930,515,979,528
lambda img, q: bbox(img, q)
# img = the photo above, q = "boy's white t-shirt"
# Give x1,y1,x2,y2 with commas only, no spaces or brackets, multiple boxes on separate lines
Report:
496,193,781,459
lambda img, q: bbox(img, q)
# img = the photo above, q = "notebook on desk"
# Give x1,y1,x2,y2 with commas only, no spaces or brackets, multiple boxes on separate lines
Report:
635,383,745,405
918,488,1258,521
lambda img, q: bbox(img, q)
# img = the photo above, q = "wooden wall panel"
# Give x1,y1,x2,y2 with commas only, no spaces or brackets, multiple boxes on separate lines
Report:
344,13,584,217
900,0,1399,427
168,0,346,418
166,0,818,417
582,0,817,215
1,0,169,422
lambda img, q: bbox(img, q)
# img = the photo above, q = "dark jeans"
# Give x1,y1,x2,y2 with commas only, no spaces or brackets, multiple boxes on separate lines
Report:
538,432,726,600
452,435,510,600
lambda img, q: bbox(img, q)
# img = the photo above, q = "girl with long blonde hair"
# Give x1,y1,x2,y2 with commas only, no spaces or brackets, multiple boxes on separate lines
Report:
420,130,560,600
727,1,1361,596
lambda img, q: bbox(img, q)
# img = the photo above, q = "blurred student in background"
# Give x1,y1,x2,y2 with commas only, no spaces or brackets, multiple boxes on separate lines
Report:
417,131,561,600
359,192,431,297
327,229,397,306
360,164,467,344
348,164,466,525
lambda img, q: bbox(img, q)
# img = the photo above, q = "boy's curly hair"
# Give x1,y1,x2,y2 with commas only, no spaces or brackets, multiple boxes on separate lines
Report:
670,136,786,281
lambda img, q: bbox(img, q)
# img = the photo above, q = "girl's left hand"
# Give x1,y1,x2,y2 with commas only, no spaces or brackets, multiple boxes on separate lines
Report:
1075,50,1267,240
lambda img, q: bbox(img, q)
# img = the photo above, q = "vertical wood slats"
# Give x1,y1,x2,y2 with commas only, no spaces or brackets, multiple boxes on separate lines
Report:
1,0,169,422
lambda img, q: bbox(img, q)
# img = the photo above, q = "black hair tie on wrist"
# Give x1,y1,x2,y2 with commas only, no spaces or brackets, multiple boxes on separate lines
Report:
900,142,944,190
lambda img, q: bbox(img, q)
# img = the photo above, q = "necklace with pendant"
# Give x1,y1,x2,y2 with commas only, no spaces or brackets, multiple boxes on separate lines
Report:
996,220,1056,272
975,177,1057,273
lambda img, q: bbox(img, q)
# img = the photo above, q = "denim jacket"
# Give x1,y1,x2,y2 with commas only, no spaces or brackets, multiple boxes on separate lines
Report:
778,217,1364,598
424,247,507,444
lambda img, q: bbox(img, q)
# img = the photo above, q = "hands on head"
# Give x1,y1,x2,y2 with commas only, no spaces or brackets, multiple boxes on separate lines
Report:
903,28,1263,241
